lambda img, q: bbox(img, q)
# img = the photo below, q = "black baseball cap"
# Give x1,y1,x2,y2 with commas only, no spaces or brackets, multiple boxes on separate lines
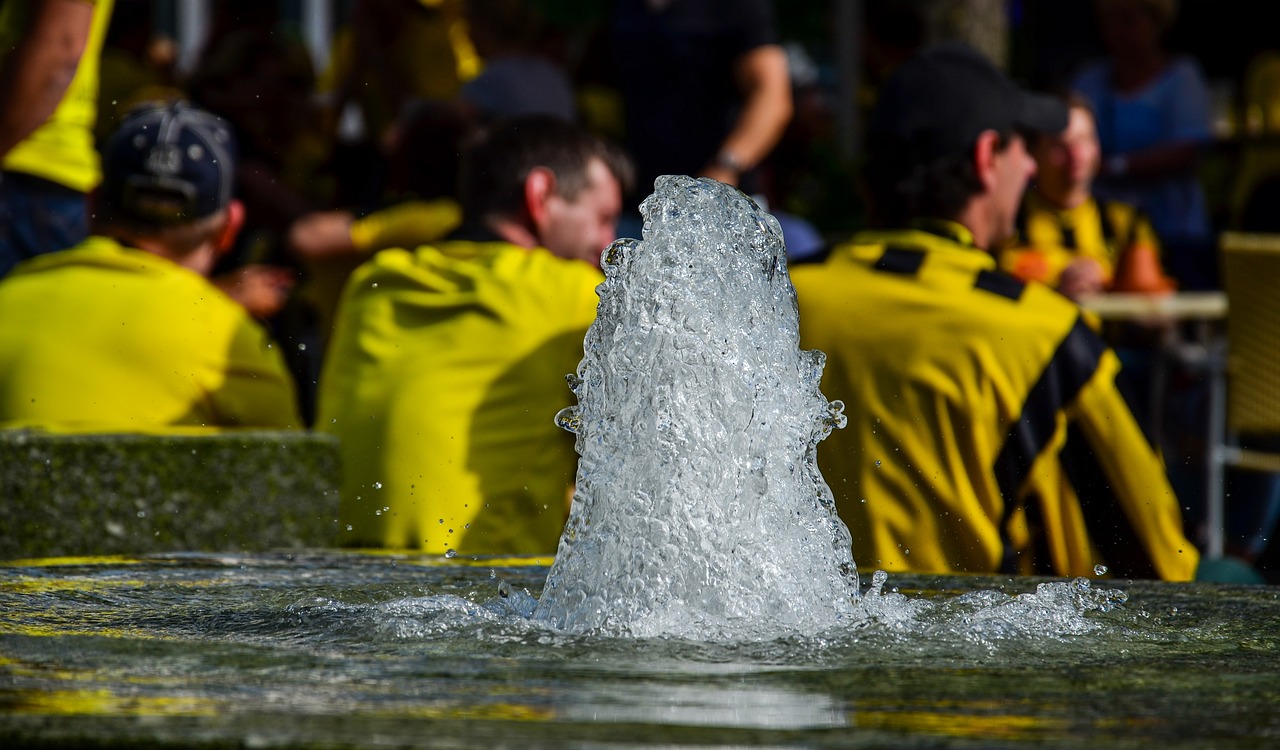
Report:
98,101,237,225
868,41,1067,161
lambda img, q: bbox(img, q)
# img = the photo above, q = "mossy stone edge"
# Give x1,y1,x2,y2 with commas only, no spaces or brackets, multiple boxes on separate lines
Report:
0,430,341,560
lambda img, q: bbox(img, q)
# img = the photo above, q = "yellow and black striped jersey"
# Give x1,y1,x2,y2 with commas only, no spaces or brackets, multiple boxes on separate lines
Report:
999,190,1162,287
792,221,1197,580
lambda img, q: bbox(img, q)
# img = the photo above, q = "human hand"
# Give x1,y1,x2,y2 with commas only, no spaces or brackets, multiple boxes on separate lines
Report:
1057,258,1106,302
214,264,297,319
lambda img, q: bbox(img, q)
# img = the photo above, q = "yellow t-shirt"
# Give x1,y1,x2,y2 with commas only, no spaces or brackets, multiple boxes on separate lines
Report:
0,0,115,191
792,222,1197,581
317,239,603,554
0,236,301,433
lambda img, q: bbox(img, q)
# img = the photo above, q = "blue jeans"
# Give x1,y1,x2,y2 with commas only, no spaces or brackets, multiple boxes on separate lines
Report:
0,171,89,278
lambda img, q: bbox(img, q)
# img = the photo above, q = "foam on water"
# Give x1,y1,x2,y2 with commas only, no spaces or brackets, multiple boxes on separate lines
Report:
533,176,859,639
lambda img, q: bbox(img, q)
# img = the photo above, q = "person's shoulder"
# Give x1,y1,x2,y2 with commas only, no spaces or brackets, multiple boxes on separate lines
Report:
337,244,424,294
4,236,161,281
791,233,882,279
351,239,602,290
522,245,606,288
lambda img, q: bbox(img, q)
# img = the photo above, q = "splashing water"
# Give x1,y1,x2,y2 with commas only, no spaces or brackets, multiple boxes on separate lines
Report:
533,176,858,639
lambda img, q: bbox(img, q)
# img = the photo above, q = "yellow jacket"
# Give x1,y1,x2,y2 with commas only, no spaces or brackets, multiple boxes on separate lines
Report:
0,236,301,432
317,238,602,554
0,0,115,191
792,222,1197,580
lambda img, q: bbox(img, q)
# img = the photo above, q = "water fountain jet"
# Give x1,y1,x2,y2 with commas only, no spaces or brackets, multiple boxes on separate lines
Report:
534,176,858,639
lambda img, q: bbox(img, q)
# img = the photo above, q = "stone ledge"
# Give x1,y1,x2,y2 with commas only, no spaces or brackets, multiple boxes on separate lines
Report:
0,430,341,560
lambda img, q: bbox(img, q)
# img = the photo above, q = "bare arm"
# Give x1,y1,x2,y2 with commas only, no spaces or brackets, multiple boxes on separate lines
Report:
0,0,95,158
699,44,793,187
288,210,358,262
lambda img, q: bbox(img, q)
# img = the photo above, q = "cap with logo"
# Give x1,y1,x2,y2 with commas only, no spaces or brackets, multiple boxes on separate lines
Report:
98,101,237,226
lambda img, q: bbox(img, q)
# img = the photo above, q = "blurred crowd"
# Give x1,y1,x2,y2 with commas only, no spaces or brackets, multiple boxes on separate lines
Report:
2,0,1278,583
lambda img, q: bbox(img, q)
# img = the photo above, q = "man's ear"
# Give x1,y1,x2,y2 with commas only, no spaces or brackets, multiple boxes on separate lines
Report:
973,130,1001,192
214,199,245,255
523,167,557,233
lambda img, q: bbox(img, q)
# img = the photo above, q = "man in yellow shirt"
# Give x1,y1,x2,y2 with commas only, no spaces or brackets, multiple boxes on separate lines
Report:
0,102,300,433
0,0,115,277
317,116,631,554
792,42,1198,581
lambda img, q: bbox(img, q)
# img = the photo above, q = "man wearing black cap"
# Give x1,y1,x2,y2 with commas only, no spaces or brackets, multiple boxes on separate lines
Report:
792,42,1198,581
0,102,301,432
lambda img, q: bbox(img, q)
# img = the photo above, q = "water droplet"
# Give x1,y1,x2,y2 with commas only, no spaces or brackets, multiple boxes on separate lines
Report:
345,525,353,531
555,406,582,434
297,342,307,351
1094,564,1108,576
444,549,457,559
874,460,881,467
373,482,383,489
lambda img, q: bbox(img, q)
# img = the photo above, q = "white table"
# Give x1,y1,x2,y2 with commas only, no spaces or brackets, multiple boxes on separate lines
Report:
1078,291,1228,322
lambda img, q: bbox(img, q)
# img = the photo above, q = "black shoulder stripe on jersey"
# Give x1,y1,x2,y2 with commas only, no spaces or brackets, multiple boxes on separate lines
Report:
974,269,1025,301
999,492,1057,576
993,315,1107,501
874,246,926,275
1059,423,1160,579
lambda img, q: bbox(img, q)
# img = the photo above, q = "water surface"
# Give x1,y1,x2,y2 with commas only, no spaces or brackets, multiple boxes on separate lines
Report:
2,551,1277,749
